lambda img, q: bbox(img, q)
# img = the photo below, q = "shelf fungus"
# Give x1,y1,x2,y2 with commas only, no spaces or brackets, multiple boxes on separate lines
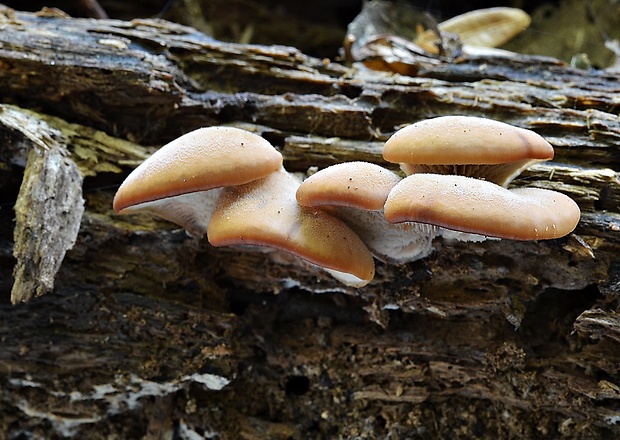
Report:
385,174,581,241
113,129,374,287
208,167,376,287
296,162,436,263
383,116,579,241
113,126,283,236
113,119,580,288
383,115,555,187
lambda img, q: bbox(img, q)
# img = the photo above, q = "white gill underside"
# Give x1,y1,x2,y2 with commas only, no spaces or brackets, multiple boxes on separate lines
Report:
122,188,223,238
335,207,437,264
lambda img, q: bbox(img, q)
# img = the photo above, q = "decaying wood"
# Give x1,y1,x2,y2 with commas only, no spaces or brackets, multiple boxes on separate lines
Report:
11,144,84,303
1,104,87,303
0,5,619,438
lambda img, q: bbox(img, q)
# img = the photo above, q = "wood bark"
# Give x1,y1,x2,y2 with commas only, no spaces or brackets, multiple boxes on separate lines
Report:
0,5,619,438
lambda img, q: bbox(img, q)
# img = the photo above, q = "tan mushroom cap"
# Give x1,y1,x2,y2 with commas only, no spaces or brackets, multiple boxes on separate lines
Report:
439,7,530,48
383,116,554,186
295,162,435,264
113,126,283,213
296,162,402,210
384,174,580,240
208,168,375,286
416,7,531,53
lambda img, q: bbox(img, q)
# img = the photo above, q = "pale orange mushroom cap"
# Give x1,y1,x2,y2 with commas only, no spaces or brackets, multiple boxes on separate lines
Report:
296,162,402,210
384,116,554,165
295,162,435,264
383,116,555,185
208,168,375,286
439,7,530,49
113,126,283,213
385,174,581,240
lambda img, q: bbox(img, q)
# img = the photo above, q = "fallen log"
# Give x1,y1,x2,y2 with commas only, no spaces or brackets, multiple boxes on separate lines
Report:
0,5,619,438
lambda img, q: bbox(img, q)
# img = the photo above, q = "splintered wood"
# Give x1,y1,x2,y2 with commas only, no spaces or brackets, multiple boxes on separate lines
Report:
11,145,84,303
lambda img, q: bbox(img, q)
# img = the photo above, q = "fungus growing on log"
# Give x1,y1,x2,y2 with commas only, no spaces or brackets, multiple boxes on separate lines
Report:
383,115,554,186
113,126,283,236
112,119,579,287
296,161,401,211
416,7,531,55
296,162,436,263
208,167,376,287
384,173,581,240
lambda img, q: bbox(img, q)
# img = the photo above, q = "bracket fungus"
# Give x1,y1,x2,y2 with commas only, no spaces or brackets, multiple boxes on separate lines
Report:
113,126,283,236
384,174,581,241
296,161,401,211
112,118,580,289
208,167,376,287
296,162,436,263
383,115,555,186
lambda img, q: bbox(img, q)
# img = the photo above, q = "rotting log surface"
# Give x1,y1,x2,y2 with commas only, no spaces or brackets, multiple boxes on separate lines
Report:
0,5,619,439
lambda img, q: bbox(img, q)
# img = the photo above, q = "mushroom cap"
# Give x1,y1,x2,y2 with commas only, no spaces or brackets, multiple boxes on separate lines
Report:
384,173,580,240
295,163,435,264
296,162,402,211
383,116,554,166
415,7,531,54
437,7,531,49
208,168,375,286
113,126,282,213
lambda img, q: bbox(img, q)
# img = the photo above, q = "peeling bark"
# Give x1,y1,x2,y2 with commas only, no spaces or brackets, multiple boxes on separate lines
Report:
11,145,84,303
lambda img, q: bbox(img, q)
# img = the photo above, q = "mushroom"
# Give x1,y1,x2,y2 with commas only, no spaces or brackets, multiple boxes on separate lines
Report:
416,7,531,56
208,167,376,287
113,126,283,236
383,116,555,187
296,162,436,263
384,173,581,240
296,161,401,211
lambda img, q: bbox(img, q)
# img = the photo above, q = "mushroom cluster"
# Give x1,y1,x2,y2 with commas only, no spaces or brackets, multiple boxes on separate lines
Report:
113,126,375,287
114,117,581,287
381,116,581,242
